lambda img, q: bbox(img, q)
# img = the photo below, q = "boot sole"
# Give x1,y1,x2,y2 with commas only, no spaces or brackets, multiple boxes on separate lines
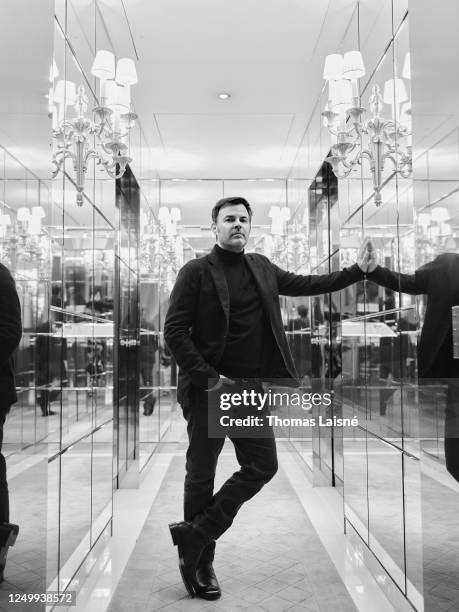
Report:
168,523,196,598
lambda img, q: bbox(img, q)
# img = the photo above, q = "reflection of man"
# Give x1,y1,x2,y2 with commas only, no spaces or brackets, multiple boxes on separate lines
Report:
164,196,368,600
286,304,311,380
363,247,459,482
139,312,159,415
35,312,68,416
0,262,22,581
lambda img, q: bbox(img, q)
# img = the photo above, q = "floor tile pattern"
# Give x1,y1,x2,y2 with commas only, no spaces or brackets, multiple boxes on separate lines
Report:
107,450,357,611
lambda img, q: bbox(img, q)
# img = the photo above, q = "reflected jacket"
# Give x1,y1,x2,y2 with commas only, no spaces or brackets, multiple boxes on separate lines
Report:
164,247,364,406
0,263,22,408
368,253,459,378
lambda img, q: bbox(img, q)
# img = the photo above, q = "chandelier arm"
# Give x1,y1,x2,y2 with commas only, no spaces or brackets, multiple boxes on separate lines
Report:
359,149,373,162
84,149,102,164
98,159,127,180
353,122,366,137
51,150,77,177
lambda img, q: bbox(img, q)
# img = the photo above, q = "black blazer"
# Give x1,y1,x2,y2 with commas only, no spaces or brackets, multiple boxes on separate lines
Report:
0,263,22,409
164,246,364,406
368,253,459,378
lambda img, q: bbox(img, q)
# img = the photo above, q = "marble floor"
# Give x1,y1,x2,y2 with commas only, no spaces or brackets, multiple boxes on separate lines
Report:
70,441,396,612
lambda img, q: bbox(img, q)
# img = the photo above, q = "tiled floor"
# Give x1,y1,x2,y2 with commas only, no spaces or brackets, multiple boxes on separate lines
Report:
106,448,359,612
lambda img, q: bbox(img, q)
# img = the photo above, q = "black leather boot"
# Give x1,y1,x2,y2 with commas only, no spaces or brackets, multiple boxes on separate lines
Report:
196,540,221,600
169,521,209,598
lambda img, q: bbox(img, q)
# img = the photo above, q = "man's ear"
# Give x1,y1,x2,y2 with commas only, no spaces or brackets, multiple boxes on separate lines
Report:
211,222,217,237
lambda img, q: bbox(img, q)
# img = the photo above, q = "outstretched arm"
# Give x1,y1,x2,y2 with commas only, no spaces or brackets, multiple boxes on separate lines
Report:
274,263,364,297
368,264,430,295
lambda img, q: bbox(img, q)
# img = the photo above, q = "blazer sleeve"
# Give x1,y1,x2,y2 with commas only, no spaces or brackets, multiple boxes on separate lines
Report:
164,263,219,388
0,266,22,369
273,263,364,297
367,264,431,295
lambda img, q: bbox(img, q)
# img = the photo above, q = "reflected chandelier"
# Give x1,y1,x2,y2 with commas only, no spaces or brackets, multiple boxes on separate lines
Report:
51,51,138,206
321,51,412,206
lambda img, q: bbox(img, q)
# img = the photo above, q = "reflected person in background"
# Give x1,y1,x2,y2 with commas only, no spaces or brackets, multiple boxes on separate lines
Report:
139,310,160,415
0,262,22,581
165,196,370,600
286,304,311,384
363,244,459,483
35,310,68,416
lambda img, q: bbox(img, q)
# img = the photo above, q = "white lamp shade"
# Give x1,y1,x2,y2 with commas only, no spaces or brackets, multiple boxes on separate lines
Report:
417,213,431,229
281,207,291,221
158,206,170,222
383,78,408,105
323,54,343,81
91,50,115,80
0,213,11,227
343,51,365,79
329,79,352,111
108,84,131,112
431,206,449,223
402,53,411,79
170,207,181,222
116,58,138,86
17,207,31,222
32,206,46,219
54,80,76,105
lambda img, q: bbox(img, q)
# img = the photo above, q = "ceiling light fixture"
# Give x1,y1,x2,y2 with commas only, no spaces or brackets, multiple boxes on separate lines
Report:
322,50,412,206
51,49,138,206
218,93,231,100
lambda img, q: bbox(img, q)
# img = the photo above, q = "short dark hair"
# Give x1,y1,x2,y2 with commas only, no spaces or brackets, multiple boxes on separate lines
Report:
211,197,253,223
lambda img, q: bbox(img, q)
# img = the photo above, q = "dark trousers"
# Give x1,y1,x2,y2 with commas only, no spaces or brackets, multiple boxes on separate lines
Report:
0,411,9,524
139,366,159,414
37,389,60,415
182,386,278,541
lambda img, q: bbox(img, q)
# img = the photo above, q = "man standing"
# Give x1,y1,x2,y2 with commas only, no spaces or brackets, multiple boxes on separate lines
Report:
364,247,459,483
164,197,367,599
0,262,22,581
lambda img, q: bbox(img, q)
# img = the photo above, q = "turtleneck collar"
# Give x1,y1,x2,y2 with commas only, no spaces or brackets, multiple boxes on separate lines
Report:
214,243,245,264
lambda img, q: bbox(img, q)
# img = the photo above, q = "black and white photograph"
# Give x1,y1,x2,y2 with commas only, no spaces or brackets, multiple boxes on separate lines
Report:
0,1,458,610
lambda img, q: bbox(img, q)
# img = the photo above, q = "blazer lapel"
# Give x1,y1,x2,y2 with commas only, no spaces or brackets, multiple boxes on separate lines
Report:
208,248,230,323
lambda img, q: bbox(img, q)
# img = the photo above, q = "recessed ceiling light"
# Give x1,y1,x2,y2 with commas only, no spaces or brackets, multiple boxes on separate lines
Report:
218,92,231,100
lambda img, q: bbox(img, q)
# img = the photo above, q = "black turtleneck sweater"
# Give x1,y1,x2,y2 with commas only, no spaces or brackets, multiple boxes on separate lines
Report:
215,244,275,378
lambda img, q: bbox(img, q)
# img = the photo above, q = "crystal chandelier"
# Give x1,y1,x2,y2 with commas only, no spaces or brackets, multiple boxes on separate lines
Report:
0,206,50,270
139,207,184,275
51,51,138,206
321,51,412,206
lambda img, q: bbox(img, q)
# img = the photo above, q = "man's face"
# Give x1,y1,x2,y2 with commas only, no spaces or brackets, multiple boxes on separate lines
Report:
212,204,251,252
